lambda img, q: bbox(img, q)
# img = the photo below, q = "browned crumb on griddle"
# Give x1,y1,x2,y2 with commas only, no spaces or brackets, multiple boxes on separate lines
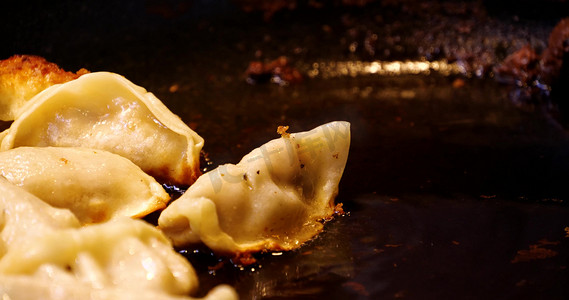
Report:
494,44,540,87
321,203,346,222
277,125,290,138
489,17,569,110
540,18,569,85
246,56,302,86
495,18,569,89
342,281,370,297
334,202,346,216
207,260,226,271
231,252,257,266
0,55,89,120
511,239,560,263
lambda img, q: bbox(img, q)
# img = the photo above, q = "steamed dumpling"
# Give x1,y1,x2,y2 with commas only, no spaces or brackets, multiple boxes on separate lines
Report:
0,177,80,258
0,147,170,224
0,72,204,185
158,121,350,256
0,218,239,300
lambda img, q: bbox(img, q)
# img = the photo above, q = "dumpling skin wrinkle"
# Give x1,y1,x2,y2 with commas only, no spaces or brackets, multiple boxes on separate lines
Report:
0,177,80,258
0,146,171,224
0,179,238,300
158,121,350,260
0,218,238,300
0,72,204,185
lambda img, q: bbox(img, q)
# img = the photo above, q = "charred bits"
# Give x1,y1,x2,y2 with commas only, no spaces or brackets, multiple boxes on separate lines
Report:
495,18,569,93
245,56,303,86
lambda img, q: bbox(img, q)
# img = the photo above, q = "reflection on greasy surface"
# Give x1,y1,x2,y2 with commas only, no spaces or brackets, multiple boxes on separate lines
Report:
177,74,569,299
4,0,569,299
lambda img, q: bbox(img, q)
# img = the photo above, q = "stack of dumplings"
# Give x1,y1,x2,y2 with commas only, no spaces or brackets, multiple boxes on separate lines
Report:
0,55,351,299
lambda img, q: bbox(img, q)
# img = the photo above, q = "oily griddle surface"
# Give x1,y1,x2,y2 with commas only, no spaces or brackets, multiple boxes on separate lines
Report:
4,1,569,299
182,74,569,299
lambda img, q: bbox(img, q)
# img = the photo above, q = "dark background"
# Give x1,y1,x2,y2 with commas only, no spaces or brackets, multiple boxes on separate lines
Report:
2,1,569,299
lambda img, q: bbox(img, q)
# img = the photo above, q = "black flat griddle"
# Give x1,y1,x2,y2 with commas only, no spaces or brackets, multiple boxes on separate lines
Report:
3,1,569,299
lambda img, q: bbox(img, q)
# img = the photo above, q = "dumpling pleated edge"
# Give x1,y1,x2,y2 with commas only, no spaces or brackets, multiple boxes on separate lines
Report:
158,121,351,262
0,72,205,185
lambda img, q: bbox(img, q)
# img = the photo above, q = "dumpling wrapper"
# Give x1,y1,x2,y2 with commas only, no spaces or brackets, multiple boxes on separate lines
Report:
0,147,170,224
0,55,88,121
0,218,212,298
0,72,204,185
0,275,238,300
158,121,350,257
0,179,237,300
0,177,80,258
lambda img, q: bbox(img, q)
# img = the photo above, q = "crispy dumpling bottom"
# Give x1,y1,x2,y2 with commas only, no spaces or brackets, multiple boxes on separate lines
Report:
159,121,351,263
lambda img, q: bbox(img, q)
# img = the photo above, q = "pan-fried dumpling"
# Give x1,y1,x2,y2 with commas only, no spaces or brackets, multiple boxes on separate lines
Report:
0,275,238,300
0,72,204,185
0,218,208,298
0,177,80,257
0,55,88,121
0,179,237,300
0,147,170,224
158,121,350,257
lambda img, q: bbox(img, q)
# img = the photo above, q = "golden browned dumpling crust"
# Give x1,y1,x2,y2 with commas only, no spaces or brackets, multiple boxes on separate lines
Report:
0,55,88,120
